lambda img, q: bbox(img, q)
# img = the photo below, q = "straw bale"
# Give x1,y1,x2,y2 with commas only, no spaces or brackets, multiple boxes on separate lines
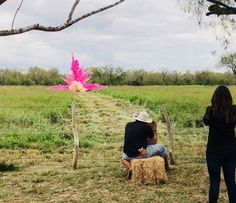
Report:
130,156,167,185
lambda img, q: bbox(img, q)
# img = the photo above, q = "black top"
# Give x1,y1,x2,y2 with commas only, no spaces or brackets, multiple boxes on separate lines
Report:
123,120,154,157
203,105,236,154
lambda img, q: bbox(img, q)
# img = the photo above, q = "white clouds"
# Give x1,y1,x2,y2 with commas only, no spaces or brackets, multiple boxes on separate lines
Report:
0,0,234,72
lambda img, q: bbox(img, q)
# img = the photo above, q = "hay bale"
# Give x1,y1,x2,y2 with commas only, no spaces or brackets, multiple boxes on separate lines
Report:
130,156,167,185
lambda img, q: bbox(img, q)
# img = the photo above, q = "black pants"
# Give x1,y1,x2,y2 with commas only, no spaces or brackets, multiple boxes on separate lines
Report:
206,152,236,203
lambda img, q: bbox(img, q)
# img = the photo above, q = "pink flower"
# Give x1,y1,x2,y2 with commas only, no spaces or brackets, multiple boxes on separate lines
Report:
51,56,106,92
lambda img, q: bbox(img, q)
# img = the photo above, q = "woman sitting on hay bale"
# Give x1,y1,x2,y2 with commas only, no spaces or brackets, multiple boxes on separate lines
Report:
122,111,173,175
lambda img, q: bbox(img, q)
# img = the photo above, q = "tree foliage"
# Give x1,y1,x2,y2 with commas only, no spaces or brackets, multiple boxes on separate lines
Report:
90,66,127,85
219,52,236,74
180,0,236,18
1,66,235,86
89,66,236,86
0,67,64,86
179,0,236,46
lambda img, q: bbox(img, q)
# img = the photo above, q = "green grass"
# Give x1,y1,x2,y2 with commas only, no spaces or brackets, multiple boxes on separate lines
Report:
97,85,236,126
0,86,73,149
0,86,231,202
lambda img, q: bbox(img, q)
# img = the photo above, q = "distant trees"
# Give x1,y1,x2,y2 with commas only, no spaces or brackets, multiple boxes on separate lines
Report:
219,52,236,75
90,66,126,85
27,67,64,85
0,66,235,86
90,66,236,86
0,67,64,85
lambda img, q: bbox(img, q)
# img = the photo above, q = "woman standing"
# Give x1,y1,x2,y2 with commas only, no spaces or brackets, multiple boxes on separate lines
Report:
203,85,236,203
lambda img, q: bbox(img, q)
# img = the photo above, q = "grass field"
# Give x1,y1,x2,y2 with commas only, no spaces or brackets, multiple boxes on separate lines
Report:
0,86,233,202
98,85,236,126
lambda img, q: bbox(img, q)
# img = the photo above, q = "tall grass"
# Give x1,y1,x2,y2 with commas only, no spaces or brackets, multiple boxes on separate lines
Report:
0,86,73,149
97,85,236,127
0,86,232,202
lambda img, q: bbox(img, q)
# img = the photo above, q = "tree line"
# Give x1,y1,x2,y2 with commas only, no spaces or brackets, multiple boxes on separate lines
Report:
90,66,236,86
0,66,236,86
0,67,64,85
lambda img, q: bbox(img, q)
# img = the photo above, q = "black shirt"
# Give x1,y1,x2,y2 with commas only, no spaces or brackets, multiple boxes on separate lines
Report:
203,105,236,153
123,120,154,157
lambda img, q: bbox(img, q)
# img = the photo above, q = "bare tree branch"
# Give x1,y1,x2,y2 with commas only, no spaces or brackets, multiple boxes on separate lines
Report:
207,0,231,9
206,0,236,16
0,0,126,36
11,0,24,29
0,0,7,5
67,0,81,23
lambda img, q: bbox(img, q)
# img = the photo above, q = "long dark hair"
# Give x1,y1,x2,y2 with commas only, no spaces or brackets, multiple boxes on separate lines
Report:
211,85,233,123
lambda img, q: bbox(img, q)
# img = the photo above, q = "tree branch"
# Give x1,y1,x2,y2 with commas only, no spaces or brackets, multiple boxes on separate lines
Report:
207,0,231,9
11,0,24,29
0,0,7,5
206,0,236,16
0,0,126,36
67,0,81,23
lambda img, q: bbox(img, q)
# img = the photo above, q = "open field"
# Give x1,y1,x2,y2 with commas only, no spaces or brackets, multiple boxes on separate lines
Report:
0,86,232,202
98,85,236,127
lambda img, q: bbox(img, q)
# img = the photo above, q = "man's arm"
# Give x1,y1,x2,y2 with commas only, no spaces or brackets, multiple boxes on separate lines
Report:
147,122,158,145
147,134,157,145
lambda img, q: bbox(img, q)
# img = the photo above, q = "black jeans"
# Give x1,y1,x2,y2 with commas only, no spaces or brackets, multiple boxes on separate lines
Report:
206,152,236,203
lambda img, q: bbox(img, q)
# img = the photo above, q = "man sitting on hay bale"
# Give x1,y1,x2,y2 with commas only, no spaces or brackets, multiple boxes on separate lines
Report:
122,111,174,178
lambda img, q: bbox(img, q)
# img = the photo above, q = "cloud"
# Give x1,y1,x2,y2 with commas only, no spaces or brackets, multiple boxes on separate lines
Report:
0,0,234,73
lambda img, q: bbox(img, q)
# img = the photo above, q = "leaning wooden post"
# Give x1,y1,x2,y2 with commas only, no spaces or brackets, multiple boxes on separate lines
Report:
160,105,176,165
72,102,79,169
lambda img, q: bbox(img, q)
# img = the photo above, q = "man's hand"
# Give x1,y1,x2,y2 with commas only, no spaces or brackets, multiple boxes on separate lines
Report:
138,147,147,156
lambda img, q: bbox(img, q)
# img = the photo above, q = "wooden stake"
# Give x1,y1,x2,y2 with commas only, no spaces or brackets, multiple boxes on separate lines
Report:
160,105,176,165
72,102,79,169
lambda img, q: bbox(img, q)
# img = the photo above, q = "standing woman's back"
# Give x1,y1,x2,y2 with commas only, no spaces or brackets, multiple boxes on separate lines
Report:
203,85,236,203
204,107,236,154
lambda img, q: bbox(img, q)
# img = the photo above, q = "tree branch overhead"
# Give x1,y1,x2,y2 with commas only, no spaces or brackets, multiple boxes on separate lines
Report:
206,0,236,16
0,0,126,36
67,0,81,23
11,0,24,29
0,0,7,6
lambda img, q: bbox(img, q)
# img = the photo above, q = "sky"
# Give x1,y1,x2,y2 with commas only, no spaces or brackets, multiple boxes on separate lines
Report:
0,0,235,73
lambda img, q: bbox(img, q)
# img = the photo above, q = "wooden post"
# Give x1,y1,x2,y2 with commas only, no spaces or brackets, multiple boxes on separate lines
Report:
72,102,79,169
160,105,176,165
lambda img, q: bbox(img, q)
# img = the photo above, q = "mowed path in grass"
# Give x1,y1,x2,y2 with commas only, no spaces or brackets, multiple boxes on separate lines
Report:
0,88,228,203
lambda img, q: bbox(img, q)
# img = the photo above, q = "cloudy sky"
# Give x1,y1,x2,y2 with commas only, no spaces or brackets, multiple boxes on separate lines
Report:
0,0,235,73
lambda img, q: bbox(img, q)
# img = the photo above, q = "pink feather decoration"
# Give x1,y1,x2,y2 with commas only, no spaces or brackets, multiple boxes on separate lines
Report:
83,83,107,91
51,56,107,92
51,84,68,90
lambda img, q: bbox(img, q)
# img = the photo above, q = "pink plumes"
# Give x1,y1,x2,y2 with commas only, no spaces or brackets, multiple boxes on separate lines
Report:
51,56,106,92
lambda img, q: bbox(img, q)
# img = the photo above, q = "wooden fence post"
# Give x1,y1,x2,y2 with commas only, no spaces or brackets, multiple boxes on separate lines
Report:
160,105,176,165
72,102,79,169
